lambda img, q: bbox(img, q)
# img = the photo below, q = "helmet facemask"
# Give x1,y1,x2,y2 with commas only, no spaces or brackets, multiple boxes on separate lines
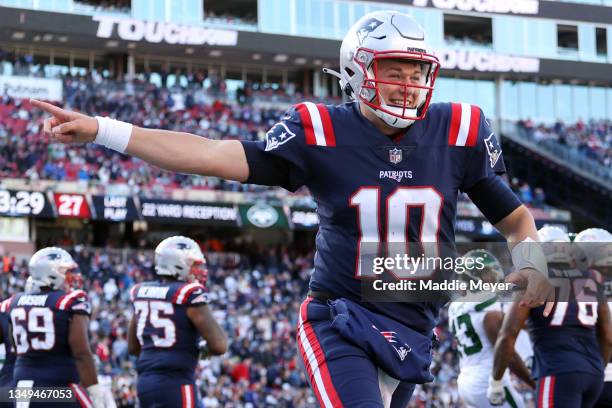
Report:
354,49,439,128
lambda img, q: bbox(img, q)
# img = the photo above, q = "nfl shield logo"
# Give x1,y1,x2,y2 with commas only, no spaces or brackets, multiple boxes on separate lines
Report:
389,148,402,164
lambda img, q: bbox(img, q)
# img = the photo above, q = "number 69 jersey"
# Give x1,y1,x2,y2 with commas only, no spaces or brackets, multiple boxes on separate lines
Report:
9,289,91,384
130,281,208,380
242,101,521,334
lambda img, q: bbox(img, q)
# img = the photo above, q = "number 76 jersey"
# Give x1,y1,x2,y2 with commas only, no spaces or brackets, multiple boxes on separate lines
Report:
242,101,519,334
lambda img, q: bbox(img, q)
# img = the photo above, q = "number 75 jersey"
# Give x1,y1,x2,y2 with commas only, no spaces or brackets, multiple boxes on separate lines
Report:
130,281,208,379
242,101,518,334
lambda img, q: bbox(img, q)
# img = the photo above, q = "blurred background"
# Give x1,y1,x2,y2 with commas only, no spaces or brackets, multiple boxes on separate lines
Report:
0,0,610,406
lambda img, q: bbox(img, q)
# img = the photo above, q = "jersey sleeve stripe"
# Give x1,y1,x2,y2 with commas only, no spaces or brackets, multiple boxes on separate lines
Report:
474,296,498,311
175,282,203,305
57,290,86,310
69,383,93,408
466,105,480,147
448,103,461,145
455,102,473,146
303,102,328,146
316,104,336,147
130,284,140,302
296,103,317,145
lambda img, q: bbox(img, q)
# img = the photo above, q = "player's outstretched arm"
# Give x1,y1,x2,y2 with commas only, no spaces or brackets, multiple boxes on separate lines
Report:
30,99,249,181
127,316,141,356
186,305,228,356
495,205,555,316
596,301,612,362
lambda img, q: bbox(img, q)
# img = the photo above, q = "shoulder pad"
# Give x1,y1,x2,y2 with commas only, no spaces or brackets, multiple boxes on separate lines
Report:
447,102,482,147
171,282,208,305
293,102,336,147
56,290,90,314
0,297,12,313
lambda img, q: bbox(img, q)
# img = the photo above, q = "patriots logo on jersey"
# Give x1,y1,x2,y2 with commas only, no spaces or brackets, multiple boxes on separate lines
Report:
389,148,403,164
484,133,501,168
265,122,296,152
373,325,412,362
356,18,384,45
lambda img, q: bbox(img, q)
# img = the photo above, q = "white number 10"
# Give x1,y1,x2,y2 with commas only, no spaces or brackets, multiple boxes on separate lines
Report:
350,187,443,278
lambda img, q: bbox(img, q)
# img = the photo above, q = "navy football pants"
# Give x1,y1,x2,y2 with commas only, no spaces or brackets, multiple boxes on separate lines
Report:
536,372,603,408
296,297,417,407
137,374,199,408
595,381,612,408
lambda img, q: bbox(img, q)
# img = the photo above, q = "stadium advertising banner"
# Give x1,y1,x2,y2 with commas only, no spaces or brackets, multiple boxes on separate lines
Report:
289,207,320,230
238,203,288,229
0,189,54,218
0,76,63,101
409,0,539,14
140,199,239,226
435,50,540,73
91,195,139,222
93,16,238,46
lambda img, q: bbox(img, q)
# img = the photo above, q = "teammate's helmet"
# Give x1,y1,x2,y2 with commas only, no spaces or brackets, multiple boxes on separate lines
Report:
574,228,612,269
154,236,207,282
28,247,78,290
338,10,440,128
461,249,504,284
537,226,573,266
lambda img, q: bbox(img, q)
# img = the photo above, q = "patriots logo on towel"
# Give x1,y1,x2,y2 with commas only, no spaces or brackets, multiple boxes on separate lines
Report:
373,325,412,362
484,132,501,168
356,18,384,45
265,122,297,152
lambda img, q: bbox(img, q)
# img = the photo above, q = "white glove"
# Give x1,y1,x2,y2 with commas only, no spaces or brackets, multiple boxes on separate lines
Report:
86,384,105,408
487,377,505,406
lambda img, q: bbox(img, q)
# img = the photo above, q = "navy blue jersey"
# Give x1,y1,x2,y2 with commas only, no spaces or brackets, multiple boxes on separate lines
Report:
242,101,519,334
130,280,209,380
8,289,91,383
0,297,15,386
528,268,605,378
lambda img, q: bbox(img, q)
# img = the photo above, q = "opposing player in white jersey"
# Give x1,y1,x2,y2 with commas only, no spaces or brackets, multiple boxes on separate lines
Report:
575,228,612,408
449,249,534,408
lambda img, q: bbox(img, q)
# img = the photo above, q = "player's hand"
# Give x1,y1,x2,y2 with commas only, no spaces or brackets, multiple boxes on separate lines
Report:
30,99,98,144
86,384,105,408
505,267,555,317
487,377,505,406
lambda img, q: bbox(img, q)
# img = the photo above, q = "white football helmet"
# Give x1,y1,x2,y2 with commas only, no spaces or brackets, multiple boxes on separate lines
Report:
154,236,207,281
461,249,504,284
333,10,440,128
28,247,78,290
574,228,612,269
537,226,573,266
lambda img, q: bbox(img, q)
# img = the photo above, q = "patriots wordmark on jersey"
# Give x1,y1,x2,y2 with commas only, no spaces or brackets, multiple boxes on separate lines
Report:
243,100,520,334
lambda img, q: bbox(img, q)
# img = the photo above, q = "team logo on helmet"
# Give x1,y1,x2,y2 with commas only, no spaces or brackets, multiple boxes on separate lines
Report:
356,18,384,45
389,148,403,164
484,133,501,168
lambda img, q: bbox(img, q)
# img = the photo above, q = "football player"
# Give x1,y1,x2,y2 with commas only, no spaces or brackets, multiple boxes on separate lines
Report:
575,228,612,408
490,228,612,408
31,10,554,406
0,292,15,407
449,250,532,408
127,236,227,408
8,248,104,407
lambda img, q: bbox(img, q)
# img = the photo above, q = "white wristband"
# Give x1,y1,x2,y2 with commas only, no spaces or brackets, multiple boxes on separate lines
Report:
94,116,133,153
511,237,548,276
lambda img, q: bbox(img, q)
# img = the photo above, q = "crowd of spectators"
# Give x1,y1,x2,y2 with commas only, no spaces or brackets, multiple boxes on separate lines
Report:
518,118,612,172
0,240,486,407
